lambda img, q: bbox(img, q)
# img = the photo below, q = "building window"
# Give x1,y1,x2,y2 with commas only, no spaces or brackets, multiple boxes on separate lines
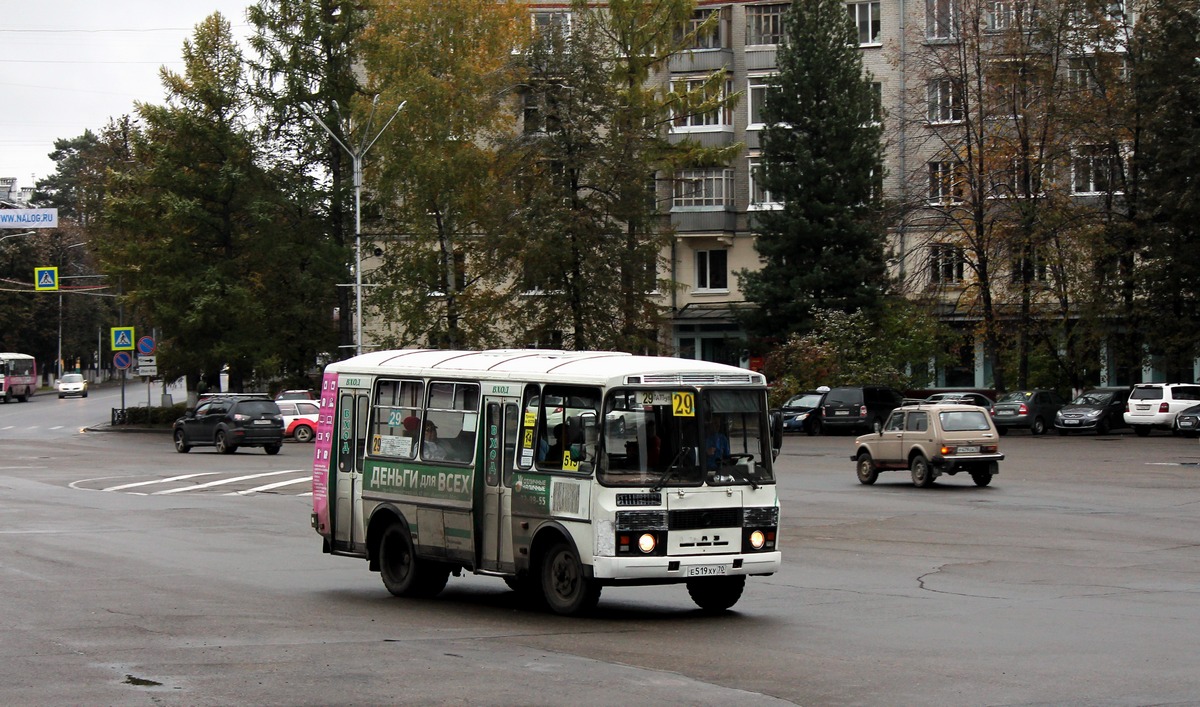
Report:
532,11,571,36
928,160,965,203
1011,247,1050,284
1072,145,1124,195
927,0,958,39
746,3,788,46
929,243,966,284
988,157,1047,198
696,249,729,291
671,75,733,130
848,2,881,45
869,81,883,124
679,8,726,49
747,75,774,128
673,169,734,209
748,158,778,208
987,1,1037,31
927,79,963,123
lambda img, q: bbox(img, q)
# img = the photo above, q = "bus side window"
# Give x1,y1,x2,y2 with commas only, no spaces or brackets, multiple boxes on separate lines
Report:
503,402,519,486
354,394,369,472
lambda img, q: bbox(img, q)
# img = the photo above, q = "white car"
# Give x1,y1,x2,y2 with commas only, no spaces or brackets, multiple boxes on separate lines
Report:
277,400,320,442
56,373,88,399
1123,383,1200,436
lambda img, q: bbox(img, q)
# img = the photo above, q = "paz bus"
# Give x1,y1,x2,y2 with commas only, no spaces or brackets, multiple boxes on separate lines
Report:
311,349,782,615
0,353,37,403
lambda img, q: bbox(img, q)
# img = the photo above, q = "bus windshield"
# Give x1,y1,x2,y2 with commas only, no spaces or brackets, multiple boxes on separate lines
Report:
599,388,774,487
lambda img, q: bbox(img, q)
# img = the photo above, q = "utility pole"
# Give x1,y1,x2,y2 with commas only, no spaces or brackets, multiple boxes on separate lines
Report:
303,97,406,357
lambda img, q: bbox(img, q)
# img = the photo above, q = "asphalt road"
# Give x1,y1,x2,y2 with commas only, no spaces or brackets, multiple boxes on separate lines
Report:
2,390,1199,705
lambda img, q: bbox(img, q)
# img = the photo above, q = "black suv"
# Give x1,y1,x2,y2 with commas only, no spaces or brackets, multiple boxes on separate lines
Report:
173,394,284,454
818,385,904,434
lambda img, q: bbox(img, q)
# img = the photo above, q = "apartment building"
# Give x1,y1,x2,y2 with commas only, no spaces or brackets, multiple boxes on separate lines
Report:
501,3,1183,386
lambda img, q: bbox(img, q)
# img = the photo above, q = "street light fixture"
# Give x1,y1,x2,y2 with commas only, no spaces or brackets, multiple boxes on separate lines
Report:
303,97,406,357
0,230,37,243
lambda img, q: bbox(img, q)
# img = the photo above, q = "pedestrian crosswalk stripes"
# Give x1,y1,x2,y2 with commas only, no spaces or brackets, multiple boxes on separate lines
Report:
77,469,311,497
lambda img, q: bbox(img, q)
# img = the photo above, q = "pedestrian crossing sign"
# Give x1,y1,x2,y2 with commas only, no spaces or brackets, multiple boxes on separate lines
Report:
111,326,135,351
34,267,58,291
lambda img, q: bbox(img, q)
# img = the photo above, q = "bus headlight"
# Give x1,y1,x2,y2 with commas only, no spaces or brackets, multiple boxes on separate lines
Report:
637,533,657,554
748,529,766,550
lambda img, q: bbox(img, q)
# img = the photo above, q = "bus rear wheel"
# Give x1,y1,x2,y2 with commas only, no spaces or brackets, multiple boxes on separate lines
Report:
379,524,448,598
541,541,600,615
687,575,746,613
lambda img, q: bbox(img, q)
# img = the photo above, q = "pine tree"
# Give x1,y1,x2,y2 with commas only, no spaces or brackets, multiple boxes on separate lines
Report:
1135,0,1200,379
740,0,887,343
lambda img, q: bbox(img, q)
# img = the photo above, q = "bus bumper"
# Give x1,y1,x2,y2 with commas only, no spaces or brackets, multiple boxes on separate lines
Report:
591,551,781,581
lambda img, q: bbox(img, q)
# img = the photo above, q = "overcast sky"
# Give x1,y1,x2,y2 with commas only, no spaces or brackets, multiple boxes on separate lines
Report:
1,1,255,190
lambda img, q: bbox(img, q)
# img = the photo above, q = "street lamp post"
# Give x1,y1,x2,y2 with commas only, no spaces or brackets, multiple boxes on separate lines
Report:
303,97,406,357
0,230,37,243
57,242,87,380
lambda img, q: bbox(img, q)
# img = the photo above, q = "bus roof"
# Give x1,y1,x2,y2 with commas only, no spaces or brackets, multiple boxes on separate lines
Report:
326,349,765,387
0,353,35,360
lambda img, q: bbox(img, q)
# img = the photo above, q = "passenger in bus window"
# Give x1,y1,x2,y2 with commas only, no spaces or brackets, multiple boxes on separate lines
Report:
422,420,445,460
546,423,567,467
644,419,662,469
705,417,730,470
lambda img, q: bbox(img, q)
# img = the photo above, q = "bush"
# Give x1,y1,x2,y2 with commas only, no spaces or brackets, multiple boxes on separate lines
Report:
120,403,188,426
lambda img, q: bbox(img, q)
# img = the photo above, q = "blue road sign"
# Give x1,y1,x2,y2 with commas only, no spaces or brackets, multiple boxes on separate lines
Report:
35,267,58,291
111,326,134,351
137,335,156,355
113,352,132,370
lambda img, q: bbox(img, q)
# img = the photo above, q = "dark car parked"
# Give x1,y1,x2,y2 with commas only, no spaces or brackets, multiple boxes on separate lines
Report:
992,389,1066,435
1173,403,1200,437
1054,387,1132,435
779,390,826,435
818,385,904,434
173,394,284,454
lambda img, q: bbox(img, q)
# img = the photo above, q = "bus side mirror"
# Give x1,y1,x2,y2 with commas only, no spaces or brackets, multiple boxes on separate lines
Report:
770,412,783,451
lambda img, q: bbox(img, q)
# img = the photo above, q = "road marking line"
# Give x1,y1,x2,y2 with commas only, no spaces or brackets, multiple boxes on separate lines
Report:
104,472,222,491
226,477,310,495
153,469,304,495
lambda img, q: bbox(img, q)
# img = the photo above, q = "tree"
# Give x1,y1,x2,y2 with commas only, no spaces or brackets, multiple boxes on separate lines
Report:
508,0,738,351
100,13,334,390
246,0,367,359
1134,0,1200,380
359,0,528,349
740,0,888,343
762,299,948,405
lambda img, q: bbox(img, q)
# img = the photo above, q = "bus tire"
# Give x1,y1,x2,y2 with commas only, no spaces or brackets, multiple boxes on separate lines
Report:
379,524,449,598
379,523,420,597
687,575,746,613
541,541,600,615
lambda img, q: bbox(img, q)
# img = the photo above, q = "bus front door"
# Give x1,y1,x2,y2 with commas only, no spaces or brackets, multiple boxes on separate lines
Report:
478,398,518,572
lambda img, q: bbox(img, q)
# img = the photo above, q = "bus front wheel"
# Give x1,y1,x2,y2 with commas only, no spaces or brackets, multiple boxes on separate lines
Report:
541,542,600,615
379,524,449,598
687,575,746,613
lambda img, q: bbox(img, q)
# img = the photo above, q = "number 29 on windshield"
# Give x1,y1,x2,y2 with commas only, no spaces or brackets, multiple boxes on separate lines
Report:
672,392,695,417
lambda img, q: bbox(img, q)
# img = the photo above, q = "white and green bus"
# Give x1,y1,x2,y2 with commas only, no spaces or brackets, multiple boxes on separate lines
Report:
311,349,782,615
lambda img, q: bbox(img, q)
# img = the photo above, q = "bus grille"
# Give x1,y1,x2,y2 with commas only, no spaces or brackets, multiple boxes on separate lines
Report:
616,493,662,507
669,508,741,530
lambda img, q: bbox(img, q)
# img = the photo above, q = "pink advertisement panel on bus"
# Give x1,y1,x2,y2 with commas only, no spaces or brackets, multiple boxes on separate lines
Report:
311,372,338,532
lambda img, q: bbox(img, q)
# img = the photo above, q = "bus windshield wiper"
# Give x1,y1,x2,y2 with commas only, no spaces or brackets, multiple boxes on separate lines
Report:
652,446,693,492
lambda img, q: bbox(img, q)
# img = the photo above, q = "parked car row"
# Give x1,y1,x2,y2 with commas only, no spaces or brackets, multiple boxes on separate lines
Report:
782,382,1200,439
